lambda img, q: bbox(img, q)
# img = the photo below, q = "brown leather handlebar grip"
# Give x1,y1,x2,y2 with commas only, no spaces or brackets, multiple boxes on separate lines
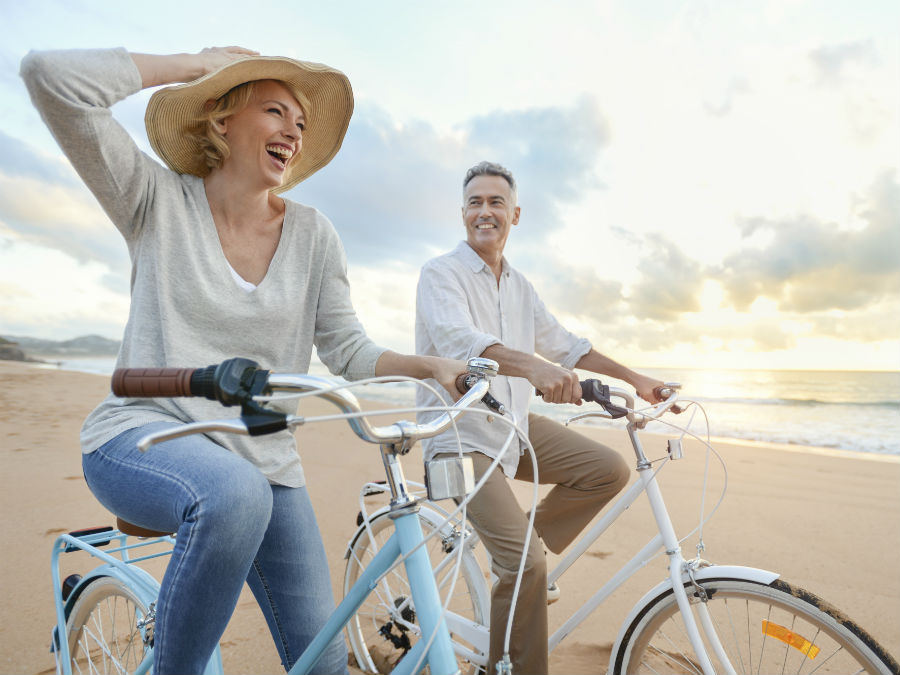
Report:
112,368,196,397
455,373,472,395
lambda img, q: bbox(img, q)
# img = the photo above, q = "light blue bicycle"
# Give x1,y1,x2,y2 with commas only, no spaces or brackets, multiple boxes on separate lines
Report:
50,356,501,675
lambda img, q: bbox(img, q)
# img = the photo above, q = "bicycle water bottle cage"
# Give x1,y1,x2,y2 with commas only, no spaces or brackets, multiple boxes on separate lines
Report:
581,379,629,419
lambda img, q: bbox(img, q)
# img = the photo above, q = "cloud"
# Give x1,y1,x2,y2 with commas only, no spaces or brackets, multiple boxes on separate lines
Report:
807,299,900,344
0,129,79,185
809,39,878,87
703,77,751,117
537,272,626,326
626,239,705,320
716,171,899,313
464,97,609,234
290,97,609,266
0,172,130,282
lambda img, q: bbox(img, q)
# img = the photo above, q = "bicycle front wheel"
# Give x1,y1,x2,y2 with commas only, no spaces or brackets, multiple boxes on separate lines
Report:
344,509,489,674
65,576,151,674
614,576,898,675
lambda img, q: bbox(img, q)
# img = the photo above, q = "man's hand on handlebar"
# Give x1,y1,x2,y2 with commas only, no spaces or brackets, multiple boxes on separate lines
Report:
631,373,683,414
429,357,469,401
631,373,668,405
532,361,583,405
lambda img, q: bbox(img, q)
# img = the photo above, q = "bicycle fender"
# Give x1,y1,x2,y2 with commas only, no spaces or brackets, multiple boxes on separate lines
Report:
62,564,161,622
607,565,780,675
344,504,392,558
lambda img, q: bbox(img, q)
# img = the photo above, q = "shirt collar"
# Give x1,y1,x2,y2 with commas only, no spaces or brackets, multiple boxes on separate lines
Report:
453,240,509,276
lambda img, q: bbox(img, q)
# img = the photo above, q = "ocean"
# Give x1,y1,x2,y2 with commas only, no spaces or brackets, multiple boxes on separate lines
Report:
45,358,899,458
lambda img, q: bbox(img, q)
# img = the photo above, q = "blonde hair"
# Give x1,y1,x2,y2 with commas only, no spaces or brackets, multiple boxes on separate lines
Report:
191,80,258,175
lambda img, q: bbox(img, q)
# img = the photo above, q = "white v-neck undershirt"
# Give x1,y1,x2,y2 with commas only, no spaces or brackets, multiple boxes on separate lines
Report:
225,259,257,292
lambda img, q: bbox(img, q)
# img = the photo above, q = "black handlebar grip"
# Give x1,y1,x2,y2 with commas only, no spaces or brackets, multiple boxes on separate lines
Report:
189,365,217,400
580,379,601,403
536,380,599,402
112,367,196,398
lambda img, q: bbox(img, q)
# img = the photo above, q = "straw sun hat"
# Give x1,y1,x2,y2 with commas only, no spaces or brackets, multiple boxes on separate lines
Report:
145,55,353,193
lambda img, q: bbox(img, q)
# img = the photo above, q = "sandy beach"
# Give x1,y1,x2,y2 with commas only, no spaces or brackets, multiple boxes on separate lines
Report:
1,360,897,674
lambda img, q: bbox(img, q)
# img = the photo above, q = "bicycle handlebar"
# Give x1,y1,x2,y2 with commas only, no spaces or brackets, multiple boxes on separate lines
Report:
113,357,503,451
569,379,682,428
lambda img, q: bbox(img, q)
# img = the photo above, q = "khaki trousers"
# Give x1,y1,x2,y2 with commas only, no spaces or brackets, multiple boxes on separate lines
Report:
438,413,630,675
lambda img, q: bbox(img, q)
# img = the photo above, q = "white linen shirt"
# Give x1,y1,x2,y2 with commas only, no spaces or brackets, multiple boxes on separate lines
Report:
415,241,592,476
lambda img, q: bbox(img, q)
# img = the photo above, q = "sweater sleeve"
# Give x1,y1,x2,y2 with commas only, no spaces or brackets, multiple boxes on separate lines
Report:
312,221,386,380
19,48,158,242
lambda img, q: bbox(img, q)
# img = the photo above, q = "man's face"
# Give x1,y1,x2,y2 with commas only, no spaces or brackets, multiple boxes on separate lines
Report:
462,174,520,260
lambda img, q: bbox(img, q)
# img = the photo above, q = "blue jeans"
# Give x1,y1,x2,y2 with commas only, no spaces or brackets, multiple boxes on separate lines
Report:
83,422,348,675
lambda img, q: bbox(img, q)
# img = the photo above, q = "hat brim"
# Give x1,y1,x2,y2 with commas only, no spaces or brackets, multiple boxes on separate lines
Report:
145,56,353,194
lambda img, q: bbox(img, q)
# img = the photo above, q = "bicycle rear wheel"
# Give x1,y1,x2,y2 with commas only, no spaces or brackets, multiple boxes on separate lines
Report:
65,576,151,674
344,509,489,674
614,576,899,674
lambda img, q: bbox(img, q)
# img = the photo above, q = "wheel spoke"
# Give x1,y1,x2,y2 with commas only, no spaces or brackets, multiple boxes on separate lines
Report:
722,597,748,673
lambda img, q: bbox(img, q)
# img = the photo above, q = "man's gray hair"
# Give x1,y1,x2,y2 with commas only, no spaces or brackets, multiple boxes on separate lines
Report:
463,161,517,197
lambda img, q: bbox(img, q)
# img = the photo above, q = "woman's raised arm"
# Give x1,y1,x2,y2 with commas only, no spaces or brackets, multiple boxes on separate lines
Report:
130,46,258,89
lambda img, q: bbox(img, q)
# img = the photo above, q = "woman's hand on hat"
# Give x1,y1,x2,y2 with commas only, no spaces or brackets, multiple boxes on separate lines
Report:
195,46,260,76
131,47,259,89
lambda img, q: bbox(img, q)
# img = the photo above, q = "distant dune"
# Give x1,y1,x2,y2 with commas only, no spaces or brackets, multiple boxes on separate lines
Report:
0,334,121,361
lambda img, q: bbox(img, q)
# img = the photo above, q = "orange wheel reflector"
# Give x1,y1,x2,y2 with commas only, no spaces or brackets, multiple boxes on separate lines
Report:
762,621,820,659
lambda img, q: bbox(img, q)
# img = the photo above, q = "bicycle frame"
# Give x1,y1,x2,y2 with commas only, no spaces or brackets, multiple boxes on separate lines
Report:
546,436,756,675
425,409,777,675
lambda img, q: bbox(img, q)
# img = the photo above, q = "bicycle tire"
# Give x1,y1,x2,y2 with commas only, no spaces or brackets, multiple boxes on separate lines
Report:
614,576,899,675
65,576,151,674
344,508,489,674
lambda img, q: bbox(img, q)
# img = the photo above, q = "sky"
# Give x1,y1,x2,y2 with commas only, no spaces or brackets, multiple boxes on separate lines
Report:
1,0,898,371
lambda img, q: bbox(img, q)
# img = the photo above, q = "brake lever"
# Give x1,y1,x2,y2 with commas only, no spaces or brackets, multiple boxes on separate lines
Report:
455,374,506,414
580,379,629,418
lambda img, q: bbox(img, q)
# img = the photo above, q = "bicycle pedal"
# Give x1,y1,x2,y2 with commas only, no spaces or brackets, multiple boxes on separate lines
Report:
547,582,561,604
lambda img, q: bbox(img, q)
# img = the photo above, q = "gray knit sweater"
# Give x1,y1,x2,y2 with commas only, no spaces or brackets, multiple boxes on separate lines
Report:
21,48,385,486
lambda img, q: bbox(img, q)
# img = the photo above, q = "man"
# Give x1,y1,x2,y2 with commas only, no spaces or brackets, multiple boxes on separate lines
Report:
415,161,667,674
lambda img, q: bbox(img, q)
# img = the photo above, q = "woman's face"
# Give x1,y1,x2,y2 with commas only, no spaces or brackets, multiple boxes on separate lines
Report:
218,80,306,190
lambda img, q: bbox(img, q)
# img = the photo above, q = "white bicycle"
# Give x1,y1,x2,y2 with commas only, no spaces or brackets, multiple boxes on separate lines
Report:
343,381,899,675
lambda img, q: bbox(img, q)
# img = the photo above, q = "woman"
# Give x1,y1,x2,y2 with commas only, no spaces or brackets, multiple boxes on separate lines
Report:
21,46,462,674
